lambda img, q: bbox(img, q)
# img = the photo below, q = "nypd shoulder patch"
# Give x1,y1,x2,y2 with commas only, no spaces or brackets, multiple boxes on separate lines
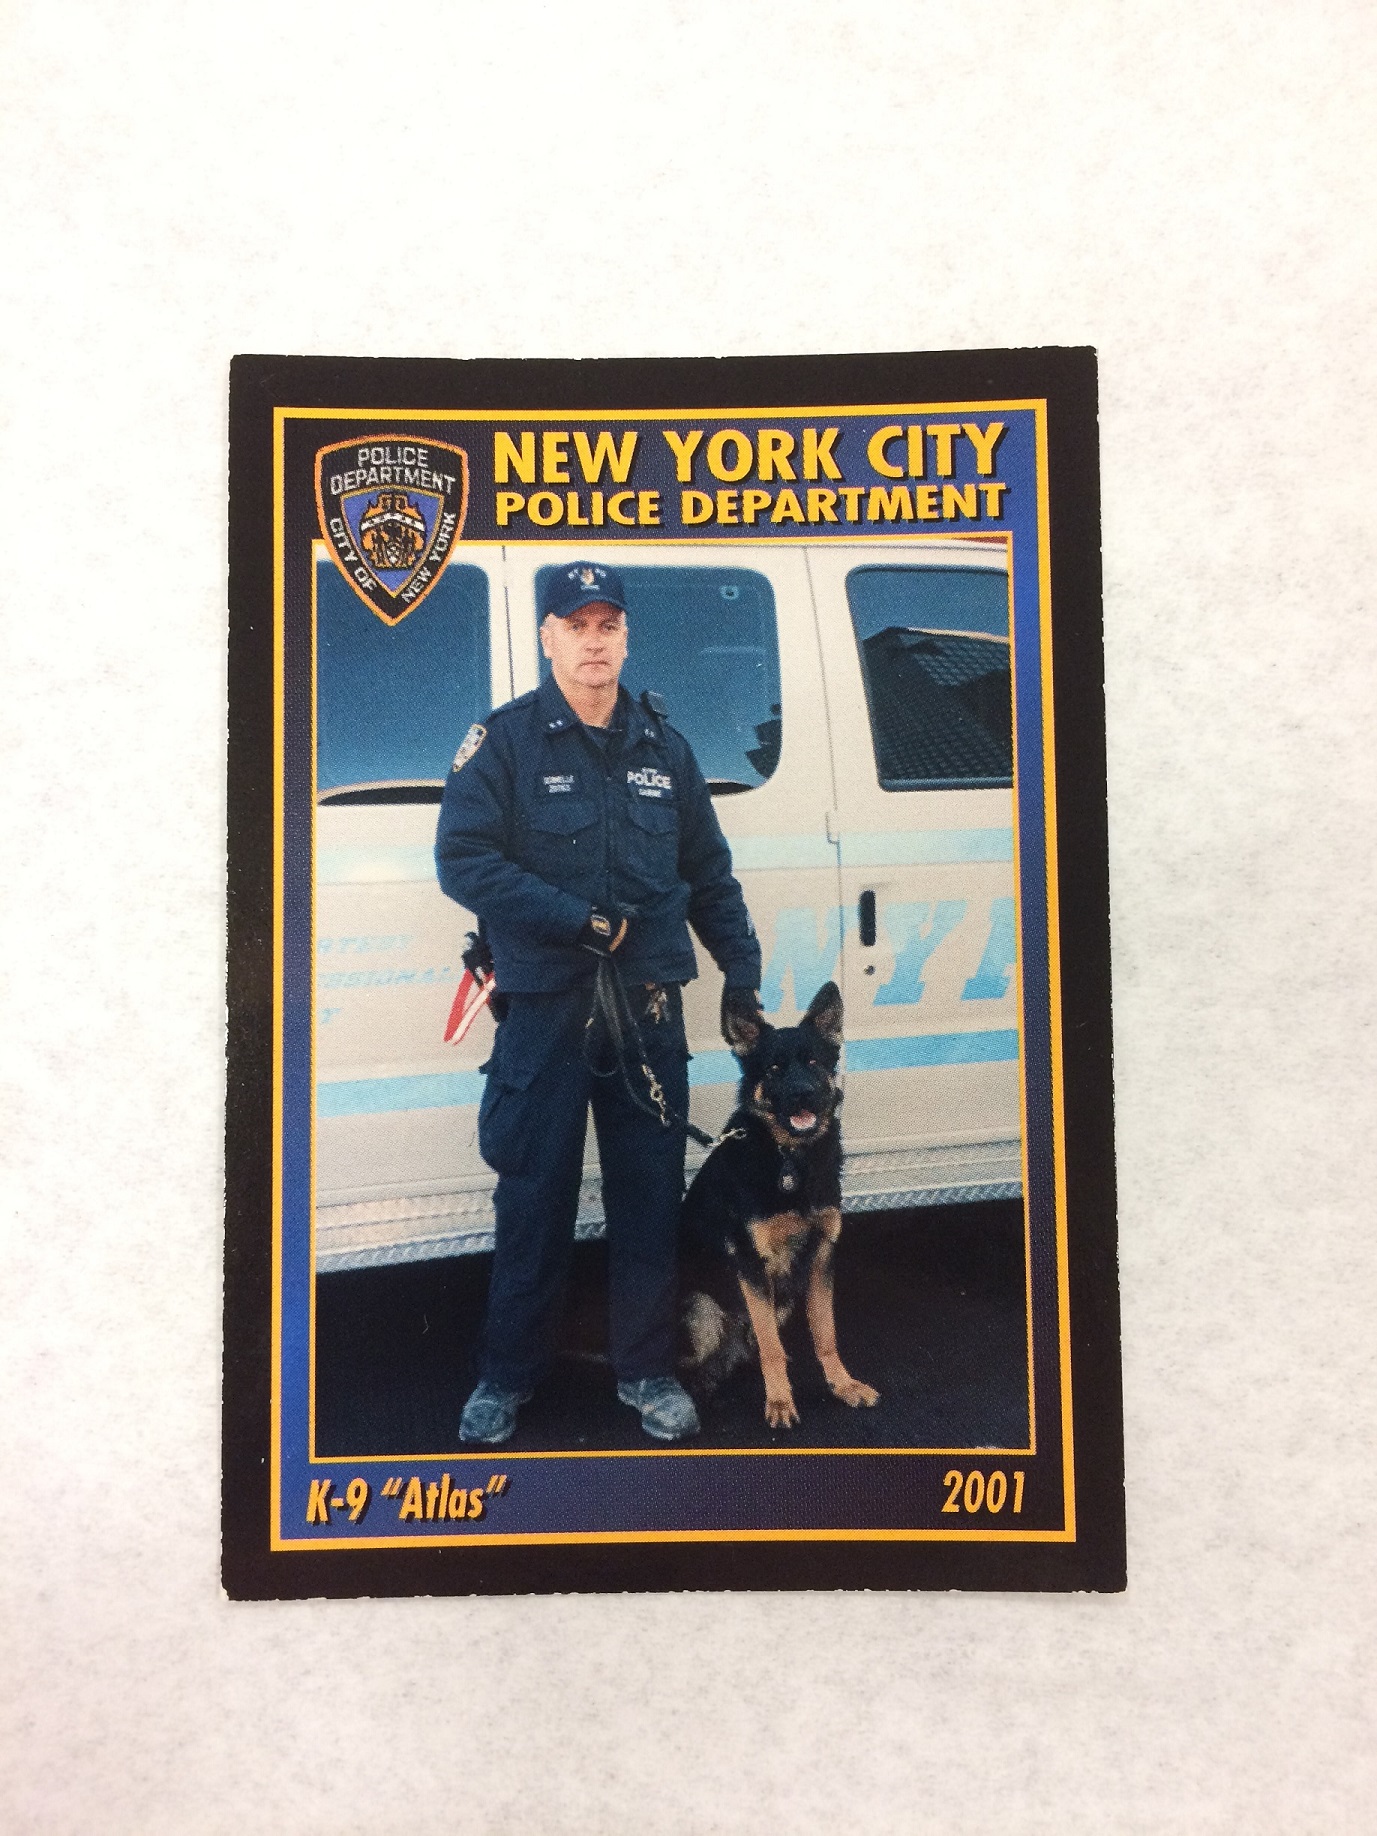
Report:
451,723,487,772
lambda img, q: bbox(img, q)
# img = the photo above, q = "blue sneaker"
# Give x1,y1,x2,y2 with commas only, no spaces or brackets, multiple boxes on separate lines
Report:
617,1377,701,1441
459,1381,532,1444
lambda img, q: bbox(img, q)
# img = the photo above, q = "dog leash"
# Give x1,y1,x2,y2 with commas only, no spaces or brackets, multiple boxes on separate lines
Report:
584,959,725,1149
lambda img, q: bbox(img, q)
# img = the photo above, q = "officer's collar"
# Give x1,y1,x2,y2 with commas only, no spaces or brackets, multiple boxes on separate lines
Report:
536,674,658,744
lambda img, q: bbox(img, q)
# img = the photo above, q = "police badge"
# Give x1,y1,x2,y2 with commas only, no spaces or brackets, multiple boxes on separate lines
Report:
451,723,486,772
314,435,470,623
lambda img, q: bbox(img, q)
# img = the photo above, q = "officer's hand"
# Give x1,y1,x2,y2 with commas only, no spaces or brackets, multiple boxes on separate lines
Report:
721,986,764,1051
578,908,630,956
460,931,495,982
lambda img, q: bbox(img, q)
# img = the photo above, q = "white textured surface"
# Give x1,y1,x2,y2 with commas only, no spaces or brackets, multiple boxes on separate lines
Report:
2,2,1374,1830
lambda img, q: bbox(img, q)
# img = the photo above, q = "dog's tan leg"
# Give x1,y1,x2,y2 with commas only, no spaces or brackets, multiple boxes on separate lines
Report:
736,1274,798,1427
805,1220,879,1409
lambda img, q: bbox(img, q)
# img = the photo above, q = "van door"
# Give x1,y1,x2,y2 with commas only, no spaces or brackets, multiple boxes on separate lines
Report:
806,541,1023,1207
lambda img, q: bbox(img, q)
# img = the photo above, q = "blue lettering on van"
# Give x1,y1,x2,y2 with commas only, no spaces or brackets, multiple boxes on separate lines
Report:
317,934,414,954
760,906,852,1013
875,901,966,1005
962,897,1017,1001
762,900,994,1011
319,965,452,989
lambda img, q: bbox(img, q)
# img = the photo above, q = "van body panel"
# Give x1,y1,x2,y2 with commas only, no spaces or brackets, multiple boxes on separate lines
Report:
314,538,1023,1269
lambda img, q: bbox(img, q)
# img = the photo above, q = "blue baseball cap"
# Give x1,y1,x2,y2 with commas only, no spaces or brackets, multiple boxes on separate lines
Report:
540,561,629,620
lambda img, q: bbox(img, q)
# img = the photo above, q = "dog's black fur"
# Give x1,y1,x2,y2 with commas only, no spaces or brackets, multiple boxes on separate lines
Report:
679,982,879,1428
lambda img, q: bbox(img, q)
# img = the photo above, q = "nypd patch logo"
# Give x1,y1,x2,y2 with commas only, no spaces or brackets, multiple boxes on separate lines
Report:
451,724,486,772
315,435,470,625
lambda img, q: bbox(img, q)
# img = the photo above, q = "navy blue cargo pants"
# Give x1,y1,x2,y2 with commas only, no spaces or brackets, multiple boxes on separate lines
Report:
475,980,690,1390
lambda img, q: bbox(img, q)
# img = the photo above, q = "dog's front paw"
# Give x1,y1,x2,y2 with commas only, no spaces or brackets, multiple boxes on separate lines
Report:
764,1390,800,1428
830,1376,880,1408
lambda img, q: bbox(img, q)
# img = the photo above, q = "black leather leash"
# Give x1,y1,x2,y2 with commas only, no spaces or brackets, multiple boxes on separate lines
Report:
585,958,718,1149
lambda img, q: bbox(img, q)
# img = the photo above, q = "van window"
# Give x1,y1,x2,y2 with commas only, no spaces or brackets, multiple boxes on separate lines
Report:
316,557,491,802
536,565,781,792
845,566,1012,790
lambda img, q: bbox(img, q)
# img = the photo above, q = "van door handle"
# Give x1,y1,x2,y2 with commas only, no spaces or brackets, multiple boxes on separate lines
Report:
858,889,877,948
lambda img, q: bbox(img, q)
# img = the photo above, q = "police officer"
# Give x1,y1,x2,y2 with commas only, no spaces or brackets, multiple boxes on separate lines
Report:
435,560,763,1443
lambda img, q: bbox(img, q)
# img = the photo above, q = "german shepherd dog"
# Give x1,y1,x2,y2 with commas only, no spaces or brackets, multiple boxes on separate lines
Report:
679,982,879,1428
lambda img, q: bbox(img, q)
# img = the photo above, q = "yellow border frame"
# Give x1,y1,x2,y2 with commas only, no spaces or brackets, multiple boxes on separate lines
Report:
270,400,1074,1550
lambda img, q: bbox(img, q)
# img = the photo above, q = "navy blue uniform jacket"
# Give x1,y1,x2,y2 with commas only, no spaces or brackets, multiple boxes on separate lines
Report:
435,675,762,996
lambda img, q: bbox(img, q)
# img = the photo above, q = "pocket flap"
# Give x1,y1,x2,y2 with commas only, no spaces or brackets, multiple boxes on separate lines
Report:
524,797,598,835
625,796,678,834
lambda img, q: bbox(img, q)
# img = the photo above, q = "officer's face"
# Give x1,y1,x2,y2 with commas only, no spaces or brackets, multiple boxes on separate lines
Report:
540,602,629,693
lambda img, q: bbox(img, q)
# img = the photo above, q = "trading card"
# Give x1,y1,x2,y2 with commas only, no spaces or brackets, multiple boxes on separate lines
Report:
224,349,1124,1597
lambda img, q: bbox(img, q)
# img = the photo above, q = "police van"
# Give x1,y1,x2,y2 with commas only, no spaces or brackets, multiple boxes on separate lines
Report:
314,538,1020,1271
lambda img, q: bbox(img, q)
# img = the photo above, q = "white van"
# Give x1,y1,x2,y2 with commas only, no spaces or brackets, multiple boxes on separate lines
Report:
313,538,1021,1271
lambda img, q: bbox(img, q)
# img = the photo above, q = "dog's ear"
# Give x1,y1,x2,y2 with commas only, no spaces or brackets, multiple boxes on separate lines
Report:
804,981,843,1046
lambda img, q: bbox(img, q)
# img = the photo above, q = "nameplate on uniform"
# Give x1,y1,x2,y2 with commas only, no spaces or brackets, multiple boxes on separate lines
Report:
628,768,672,799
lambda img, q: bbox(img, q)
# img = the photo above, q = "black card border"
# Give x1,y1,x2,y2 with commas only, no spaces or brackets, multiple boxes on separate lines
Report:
225,347,1124,1598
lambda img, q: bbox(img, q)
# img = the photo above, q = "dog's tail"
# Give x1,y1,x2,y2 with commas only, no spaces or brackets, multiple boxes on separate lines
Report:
678,1290,753,1396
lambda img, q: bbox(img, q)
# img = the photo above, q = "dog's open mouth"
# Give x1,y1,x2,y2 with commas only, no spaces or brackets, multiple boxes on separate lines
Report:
787,1109,818,1135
